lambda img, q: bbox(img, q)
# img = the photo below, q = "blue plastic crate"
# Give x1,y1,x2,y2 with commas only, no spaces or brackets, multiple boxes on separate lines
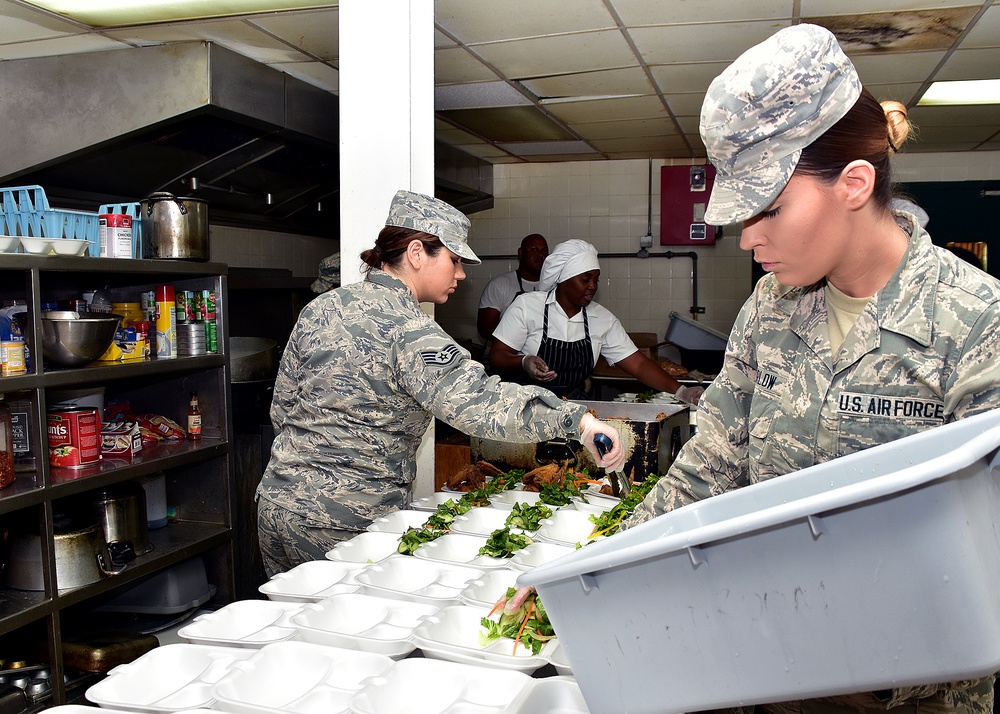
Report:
0,185,99,254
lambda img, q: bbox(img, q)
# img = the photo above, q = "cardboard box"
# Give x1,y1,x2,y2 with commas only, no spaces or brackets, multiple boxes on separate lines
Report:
101,420,142,460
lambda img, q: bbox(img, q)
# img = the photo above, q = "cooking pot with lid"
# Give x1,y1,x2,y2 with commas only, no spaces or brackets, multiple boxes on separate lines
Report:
140,192,209,260
4,520,121,591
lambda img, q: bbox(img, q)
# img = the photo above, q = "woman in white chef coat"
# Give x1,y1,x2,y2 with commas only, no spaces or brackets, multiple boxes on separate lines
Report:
489,239,702,403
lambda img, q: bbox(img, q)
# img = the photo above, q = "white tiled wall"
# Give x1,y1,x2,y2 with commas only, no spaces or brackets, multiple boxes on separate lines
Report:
435,152,1000,347
209,224,335,278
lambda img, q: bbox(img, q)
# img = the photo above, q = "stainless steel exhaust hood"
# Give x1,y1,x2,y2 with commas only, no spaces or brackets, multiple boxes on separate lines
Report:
0,42,492,238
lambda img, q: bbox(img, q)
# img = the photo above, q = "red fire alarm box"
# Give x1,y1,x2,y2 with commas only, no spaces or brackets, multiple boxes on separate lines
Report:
660,164,717,246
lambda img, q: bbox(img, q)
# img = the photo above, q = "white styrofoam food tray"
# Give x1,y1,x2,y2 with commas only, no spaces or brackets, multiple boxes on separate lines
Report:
354,554,485,606
347,656,533,714
85,644,255,712
519,408,1000,714
410,492,463,512
449,506,521,537
412,532,511,569
504,677,588,714
177,600,301,647
325,531,401,563
533,508,603,547
366,509,432,534
488,490,543,510
459,568,521,608
258,560,363,602
210,641,394,714
507,542,576,572
290,592,439,659
410,604,553,674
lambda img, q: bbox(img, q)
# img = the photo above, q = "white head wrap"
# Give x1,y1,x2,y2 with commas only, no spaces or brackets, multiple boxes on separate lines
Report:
539,240,601,291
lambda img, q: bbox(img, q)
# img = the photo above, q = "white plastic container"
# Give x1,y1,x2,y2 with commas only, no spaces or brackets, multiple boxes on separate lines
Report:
449,506,521,537
355,554,484,606
459,568,522,608
533,509,604,547
365,509,431,534
412,532,510,570
258,560,363,602
324,531,400,564
85,644,254,712
519,408,1000,714
210,641,393,714
177,600,301,648
506,542,575,572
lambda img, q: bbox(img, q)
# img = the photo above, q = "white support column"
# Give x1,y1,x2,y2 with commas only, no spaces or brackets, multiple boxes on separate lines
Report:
339,0,437,498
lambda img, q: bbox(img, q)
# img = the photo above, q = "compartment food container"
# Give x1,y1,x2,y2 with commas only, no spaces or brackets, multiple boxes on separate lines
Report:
487,490,543,510
473,400,690,480
507,542,575,572
458,568,521,608
258,560,363,602
85,643,254,712
355,554,484,606
366,509,432,534
519,408,1000,714
505,677,588,714
177,600,301,648
534,508,603,547
347,656,533,714
664,311,728,373
410,492,464,512
410,604,554,674
291,591,439,659
325,531,401,564
450,506,524,537
210,641,393,714
413,532,510,569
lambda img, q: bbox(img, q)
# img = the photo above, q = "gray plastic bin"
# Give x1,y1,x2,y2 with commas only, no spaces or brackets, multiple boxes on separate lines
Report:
518,408,1000,714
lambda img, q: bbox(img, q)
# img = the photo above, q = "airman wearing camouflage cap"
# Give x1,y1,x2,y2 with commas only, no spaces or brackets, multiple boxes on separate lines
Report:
384,189,480,264
624,23,1000,714
700,24,862,225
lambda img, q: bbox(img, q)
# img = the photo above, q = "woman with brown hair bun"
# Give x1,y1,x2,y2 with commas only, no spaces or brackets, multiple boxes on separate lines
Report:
624,23,1000,714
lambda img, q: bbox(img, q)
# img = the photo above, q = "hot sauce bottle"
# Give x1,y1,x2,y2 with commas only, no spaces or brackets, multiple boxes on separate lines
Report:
187,392,202,441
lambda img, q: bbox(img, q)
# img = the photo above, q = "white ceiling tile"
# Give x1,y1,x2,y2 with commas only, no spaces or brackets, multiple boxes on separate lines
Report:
246,8,338,61
673,115,702,134
0,0,82,41
472,30,636,79
907,141,987,151
436,0,614,44
648,62,731,93
0,32,128,59
571,117,678,139
547,95,667,123
435,46,501,84
914,124,999,144
849,51,946,85
106,20,309,63
455,143,517,160
630,21,792,64
664,93,709,117
435,29,458,48
522,67,654,99
934,48,1000,81
590,135,693,154
962,5,1000,48
613,0,796,25
268,60,338,92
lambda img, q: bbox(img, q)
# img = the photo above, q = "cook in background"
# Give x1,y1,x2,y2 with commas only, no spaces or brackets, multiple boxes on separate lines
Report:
477,233,549,341
624,24,1000,714
256,190,625,576
490,238,703,404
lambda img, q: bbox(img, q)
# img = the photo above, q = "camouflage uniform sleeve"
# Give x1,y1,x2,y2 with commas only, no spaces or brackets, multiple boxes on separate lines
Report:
270,315,304,434
624,292,760,528
391,316,585,442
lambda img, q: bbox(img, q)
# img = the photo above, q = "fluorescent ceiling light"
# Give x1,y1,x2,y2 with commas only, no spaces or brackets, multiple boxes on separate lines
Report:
22,1,330,26
497,141,596,156
918,79,1000,106
540,94,642,105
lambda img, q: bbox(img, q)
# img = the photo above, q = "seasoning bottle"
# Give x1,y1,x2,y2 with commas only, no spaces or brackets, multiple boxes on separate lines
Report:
187,392,202,441
0,394,15,489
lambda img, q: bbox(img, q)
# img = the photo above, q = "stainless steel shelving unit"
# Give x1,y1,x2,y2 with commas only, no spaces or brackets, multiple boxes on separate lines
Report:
0,254,235,707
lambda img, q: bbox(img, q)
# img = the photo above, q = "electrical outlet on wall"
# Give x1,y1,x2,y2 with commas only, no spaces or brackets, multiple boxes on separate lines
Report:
639,234,653,248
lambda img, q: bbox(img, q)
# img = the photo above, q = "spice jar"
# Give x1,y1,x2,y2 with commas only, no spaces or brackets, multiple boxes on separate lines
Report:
0,394,15,489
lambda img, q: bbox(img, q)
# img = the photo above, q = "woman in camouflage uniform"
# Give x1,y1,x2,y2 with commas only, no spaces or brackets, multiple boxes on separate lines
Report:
623,24,999,714
257,189,625,577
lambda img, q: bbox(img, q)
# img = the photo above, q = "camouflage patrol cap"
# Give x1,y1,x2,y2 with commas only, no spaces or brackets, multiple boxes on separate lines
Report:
384,189,480,264
700,24,863,225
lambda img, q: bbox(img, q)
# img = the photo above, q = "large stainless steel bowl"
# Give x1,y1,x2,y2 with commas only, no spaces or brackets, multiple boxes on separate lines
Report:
18,311,123,367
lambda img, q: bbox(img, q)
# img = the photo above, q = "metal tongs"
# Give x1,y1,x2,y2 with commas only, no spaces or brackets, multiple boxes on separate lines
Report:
593,433,631,496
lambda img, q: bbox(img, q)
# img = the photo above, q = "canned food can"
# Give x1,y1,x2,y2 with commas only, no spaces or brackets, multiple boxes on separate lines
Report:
98,214,133,259
206,319,218,353
183,291,197,322
174,291,189,324
202,290,217,320
47,407,101,468
1,340,26,375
